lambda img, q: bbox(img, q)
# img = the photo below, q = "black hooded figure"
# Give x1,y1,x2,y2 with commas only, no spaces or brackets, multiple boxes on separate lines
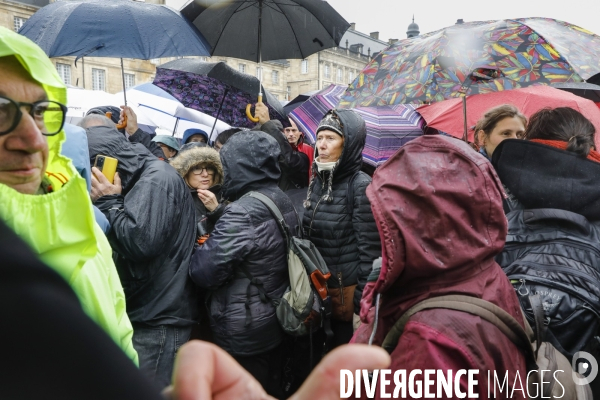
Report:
189,130,298,397
302,109,381,348
86,125,197,390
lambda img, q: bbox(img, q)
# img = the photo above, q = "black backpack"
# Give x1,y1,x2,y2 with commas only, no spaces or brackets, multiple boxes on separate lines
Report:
496,208,600,359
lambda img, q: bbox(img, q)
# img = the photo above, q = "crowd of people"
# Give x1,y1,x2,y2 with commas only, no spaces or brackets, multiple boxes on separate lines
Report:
2,24,600,400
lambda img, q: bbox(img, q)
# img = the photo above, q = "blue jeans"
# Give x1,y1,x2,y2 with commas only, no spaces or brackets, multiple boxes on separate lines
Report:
132,324,192,390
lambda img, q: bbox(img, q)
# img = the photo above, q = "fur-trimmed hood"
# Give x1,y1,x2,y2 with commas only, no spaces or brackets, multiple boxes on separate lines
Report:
170,146,223,186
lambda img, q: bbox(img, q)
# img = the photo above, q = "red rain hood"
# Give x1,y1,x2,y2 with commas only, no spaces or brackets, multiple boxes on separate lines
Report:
365,134,509,321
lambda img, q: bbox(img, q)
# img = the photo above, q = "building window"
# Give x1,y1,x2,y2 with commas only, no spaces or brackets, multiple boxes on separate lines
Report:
124,73,135,89
272,70,279,84
348,70,355,84
301,59,308,74
56,63,71,85
256,67,262,80
238,63,246,73
13,16,27,32
92,68,106,91
337,68,343,82
286,86,291,101
324,65,330,79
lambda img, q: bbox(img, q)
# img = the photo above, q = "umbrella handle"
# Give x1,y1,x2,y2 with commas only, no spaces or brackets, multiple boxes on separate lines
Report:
116,114,128,130
245,95,263,123
106,112,128,130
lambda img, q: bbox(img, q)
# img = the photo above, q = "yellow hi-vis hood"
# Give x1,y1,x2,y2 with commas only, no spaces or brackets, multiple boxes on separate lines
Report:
0,27,137,364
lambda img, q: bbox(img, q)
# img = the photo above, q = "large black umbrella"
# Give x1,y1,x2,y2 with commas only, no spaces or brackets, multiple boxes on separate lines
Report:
185,0,350,62
183,0,349,121
19,0,210,107
154,58,286,139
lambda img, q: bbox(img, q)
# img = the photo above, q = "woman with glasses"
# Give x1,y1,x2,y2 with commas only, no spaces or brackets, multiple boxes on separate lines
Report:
170,146,225,242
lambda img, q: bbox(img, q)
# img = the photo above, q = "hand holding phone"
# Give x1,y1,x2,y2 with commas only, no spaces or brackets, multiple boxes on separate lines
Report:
93,155,118,184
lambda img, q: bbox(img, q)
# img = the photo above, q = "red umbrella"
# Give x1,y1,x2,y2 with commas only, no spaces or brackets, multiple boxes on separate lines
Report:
417,85,600,148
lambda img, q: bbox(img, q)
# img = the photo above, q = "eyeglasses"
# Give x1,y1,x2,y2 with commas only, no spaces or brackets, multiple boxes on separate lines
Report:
191,166,215,175
0,95,67,136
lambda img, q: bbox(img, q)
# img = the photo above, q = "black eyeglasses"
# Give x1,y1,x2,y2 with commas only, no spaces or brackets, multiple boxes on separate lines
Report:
0,95,67,136
191,166,215,175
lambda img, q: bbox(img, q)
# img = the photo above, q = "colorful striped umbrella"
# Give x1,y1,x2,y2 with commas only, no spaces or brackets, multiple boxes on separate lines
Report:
290,84,424,167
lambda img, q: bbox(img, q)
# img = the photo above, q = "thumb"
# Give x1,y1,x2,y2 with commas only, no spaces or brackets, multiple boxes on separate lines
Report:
289,345,390,400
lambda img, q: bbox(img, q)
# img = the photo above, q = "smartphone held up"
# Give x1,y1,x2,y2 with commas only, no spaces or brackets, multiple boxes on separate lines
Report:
94,155,118,184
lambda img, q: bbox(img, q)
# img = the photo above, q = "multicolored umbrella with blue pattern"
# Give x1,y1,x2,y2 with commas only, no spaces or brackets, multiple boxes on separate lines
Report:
340,18,600,108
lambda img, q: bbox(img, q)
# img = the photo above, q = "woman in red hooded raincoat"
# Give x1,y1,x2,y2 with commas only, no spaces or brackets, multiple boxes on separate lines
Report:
351,134,528,400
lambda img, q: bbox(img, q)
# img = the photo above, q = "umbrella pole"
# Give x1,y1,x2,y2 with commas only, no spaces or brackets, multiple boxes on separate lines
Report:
120,58,127,106
257,0,263,103
462,96,468,142
172,118,180,137
209,88,229,143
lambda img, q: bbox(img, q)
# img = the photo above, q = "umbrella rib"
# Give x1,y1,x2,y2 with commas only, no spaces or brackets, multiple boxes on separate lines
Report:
509,18,584,81
210,1,256,59
232,2,258,14
270,0,304,59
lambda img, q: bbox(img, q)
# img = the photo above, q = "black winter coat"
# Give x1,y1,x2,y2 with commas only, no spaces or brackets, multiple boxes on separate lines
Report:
190,130,297,356
302,110,381,314
260,120,309,191
88,126,198,327
0,219,163,400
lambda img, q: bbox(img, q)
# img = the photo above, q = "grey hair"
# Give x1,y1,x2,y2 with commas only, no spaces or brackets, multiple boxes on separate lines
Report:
78,114,114,129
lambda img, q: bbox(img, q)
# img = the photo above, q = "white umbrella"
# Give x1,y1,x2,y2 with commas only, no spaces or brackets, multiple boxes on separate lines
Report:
116,88,230,139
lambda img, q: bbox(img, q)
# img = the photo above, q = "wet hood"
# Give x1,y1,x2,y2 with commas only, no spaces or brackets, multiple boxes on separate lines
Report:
220,130,281,200
367,135,507,298
493,139,600,222
170,146,223,186
316,109,366,180
86,125,154,191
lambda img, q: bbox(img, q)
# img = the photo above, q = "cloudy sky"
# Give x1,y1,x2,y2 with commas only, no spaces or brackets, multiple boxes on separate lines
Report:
170,0,600,44
324,0,600,42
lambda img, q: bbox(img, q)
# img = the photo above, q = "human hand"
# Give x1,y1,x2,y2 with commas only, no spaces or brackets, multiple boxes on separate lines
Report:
289,344,391,400
197,189,218,212
255,102,270,125
91,167,122,202
119,105,138,135
163,341,390,400
163,341,274,400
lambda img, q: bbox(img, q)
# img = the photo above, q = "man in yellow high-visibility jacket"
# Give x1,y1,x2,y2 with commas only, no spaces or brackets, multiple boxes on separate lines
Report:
0,26,138,364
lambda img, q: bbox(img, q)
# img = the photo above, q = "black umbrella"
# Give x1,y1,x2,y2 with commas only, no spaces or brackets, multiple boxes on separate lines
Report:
283,89,319,116
19,0,210,107
154,58,286,140
552,82,600,102
183,0,350,120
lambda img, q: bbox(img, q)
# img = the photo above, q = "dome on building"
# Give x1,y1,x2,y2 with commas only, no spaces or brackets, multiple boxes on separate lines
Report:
407,16,420,38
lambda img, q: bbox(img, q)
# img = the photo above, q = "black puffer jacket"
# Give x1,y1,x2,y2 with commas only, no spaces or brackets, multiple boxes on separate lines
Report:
88,125,198,327
493,139,600,359
189,130,297,356
302,109,381,314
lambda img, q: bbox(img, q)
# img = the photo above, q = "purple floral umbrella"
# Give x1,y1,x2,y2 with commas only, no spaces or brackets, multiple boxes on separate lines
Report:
154,59,286,137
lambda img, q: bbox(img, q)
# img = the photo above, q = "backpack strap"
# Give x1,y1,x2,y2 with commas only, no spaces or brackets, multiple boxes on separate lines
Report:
245,191,291,244
381,294,535,361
